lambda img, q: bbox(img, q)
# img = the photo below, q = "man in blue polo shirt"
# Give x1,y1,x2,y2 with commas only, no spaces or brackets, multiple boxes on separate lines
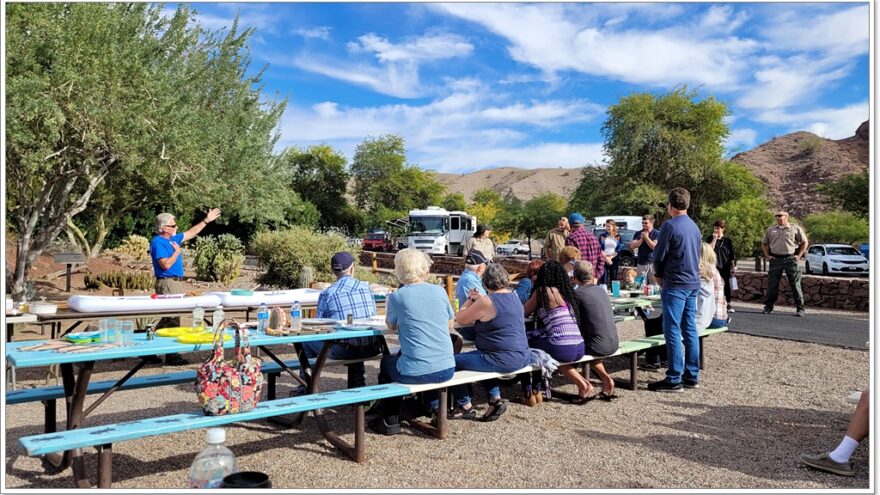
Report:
454,250,488,340
648,188,702,393
149,208,221,365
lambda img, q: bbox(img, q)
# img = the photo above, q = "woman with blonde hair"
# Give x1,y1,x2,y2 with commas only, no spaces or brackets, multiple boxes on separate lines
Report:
696,242,729,330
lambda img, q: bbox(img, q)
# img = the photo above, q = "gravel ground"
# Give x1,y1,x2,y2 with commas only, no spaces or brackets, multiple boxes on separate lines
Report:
4,321,870,490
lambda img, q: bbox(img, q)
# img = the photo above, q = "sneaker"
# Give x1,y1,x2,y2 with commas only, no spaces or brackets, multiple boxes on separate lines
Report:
368,416,402,436
762,308,773,315
481,400,508,422
728,307,735,314
796,309,806,317
799,452,855,477
647,379,684,393
682,378,700,389
164,353,188,366
639,362,662,371
447,405,477,420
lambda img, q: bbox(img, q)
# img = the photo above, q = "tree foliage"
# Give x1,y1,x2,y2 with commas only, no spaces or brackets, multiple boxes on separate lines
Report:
440,193,467,212
804,211,869,245
817,171,869,219
280,144,354,231
5,4,290,297
497,193,567,256
703,196,775,257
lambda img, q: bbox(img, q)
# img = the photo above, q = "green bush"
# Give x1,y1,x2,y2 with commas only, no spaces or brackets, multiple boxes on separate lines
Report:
112,235,151,261
191,234,244,284
703,196,775,258
798,135,823,156
804,211,868,245
251,227,360,288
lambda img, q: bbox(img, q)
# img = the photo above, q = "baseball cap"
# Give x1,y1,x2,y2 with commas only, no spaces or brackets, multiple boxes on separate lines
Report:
568,212,585,225
331,251,355,271
465,249,488,265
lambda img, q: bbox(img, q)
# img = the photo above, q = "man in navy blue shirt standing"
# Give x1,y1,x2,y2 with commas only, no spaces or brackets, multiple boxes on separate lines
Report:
149,208,221,365
649,188,702,392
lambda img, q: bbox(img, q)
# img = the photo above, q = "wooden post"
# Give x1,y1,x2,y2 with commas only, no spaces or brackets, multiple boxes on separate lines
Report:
445,275,454,301
371,252,378,274
53,253,86,292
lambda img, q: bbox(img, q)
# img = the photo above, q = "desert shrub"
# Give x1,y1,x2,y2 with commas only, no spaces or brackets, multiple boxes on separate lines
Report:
353,267,380,284
191,234,244,284
798,135,823,156
85,270,154,291
251,226,360,287
804,211,868,245
112,235,151,261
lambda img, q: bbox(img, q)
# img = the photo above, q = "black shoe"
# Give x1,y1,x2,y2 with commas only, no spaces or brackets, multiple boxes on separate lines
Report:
639,362,662,371
368,416,401,436
164,354,188,366
447,405,477,420
480,400,508,422
682,378,700,389
143,355,163,365
647,379,684,393
762,308,773,315
796,309,805,317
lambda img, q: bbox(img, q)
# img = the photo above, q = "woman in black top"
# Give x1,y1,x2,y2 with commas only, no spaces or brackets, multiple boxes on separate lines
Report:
708,220,736,309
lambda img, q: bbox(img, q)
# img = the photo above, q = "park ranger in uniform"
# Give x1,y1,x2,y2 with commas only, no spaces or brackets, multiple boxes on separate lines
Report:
761,210,808,317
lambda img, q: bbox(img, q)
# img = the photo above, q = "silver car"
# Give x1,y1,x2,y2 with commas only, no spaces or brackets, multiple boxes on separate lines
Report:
805,244,869,276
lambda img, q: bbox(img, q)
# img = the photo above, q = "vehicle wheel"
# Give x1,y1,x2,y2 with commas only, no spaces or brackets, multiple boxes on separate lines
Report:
822,262,828,276
804,261,811,274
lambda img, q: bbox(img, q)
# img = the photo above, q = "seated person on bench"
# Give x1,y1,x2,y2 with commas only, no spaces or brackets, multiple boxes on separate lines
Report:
696,243,729,330
450,263,531,422
571,260,619,398
370,249,456,436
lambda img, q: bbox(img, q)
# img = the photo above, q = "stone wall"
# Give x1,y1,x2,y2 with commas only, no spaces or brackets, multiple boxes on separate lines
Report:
733,271,868,311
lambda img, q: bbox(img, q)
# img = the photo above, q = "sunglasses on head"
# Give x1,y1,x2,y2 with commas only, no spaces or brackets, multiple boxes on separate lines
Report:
774,214,784,218
166,224,178,228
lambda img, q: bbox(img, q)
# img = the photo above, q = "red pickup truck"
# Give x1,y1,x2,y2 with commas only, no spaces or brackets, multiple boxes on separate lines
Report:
362,231,394,252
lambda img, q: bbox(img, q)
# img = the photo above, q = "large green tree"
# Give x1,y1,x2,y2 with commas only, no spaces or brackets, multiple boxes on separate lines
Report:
5,4,290,298
497,192,567,258
817,171,869,219
280,144,356,231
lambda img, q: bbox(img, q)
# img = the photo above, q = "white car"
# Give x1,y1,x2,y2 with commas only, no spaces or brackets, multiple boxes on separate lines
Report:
496,240,530,256
805,244,869,276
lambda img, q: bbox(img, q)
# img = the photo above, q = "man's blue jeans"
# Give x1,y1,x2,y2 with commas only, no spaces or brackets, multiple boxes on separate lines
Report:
660,287,700,384
301,340,381,388
377,354,454,423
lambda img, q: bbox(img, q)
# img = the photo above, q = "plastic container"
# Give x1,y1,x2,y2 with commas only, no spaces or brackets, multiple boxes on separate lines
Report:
220,471,271,488
289,301,302,332
256,303,270,334
186,428,238,489
192,305,205,331
611,281,621,297
212,305,225,332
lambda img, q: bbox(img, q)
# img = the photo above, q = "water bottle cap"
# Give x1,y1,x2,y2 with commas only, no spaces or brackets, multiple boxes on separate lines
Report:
206,428,225,444
217,305,223,309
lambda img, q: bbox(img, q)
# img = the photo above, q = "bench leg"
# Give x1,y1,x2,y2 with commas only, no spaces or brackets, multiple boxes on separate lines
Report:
97,444,112,488
355,404,366,463
407,388,448,440
267,373,278,401
629,353,638,391
44,399,57,434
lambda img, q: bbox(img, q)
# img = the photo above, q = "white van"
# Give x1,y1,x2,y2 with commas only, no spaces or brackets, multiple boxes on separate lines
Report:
594,215,643,231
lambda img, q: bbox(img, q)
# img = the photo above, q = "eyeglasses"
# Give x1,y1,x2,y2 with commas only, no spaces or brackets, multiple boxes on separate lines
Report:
774,215,785,218
166,224,178,228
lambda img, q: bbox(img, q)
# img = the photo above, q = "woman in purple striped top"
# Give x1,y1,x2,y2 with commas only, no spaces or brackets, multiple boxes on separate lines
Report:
523,260,593,403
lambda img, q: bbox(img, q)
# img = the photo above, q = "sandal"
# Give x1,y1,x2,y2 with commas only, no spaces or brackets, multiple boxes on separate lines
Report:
481,400,508,422
447,405,477,420
596,392,618,402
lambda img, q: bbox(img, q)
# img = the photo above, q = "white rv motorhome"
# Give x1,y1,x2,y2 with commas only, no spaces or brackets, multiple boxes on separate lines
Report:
407,206,476,255
593,215,643,231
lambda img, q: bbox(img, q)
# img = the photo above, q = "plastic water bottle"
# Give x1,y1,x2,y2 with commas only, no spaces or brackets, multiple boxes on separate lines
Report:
186,428,238,488
256,303,270,334
212,305,225,332
289,301,302,332
192,305,205,330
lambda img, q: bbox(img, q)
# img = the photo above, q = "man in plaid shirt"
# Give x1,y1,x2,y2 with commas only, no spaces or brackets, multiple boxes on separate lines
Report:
300,252,382,389
565,212,604,283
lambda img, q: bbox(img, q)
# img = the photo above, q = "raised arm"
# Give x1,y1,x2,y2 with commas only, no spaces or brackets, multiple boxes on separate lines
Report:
182,208,221,242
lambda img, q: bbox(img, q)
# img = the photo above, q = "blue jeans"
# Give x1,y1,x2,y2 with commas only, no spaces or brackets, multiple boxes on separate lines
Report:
450,350,517,406
660,287,700,384
378,354,454,423
301,340,381,388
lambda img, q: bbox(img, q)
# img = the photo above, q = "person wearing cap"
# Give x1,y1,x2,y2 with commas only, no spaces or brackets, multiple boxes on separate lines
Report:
544,216,570,261
300,251,381,390
564,212,604,283
454,250,489,340
761,210,808,317
464,224,495,261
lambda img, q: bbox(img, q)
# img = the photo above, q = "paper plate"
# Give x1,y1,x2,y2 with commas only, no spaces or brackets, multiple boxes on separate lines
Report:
64,332,102,344
176,332,231,344
302,318,338,325
156,327,205,337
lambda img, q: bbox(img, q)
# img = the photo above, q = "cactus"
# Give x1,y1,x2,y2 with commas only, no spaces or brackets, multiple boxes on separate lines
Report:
298,266,315,288
94,270,154,291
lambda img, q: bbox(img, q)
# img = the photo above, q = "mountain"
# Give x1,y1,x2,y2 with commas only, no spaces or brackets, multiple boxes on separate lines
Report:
730,121,868,219
434,167,583,202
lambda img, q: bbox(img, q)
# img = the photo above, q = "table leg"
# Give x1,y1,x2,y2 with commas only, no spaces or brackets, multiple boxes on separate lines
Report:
309,341,366,461
44,361,94,489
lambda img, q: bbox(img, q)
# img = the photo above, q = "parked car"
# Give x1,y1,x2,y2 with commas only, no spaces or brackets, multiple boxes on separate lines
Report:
593,229,638,267
362,231,394,252
805,244,869,276
496,239,530,256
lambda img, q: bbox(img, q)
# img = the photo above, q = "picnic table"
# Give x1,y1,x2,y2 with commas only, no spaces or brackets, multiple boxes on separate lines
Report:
6,325,387,488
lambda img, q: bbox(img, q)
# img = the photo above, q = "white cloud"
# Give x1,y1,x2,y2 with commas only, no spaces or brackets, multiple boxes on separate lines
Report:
737,56,855,110
348,33,473,63
295,26,331,40
759,5,869,57
752,101,868,139
725,128,757,150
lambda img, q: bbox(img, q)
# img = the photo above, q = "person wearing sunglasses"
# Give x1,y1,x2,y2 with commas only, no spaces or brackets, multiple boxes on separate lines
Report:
761,210,808,317
148,208,221,365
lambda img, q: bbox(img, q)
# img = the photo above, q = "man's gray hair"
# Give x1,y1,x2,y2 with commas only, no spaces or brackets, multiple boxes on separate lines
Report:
155,213,175,234
573,260,594,283
465,264,482,272
481,263,509,291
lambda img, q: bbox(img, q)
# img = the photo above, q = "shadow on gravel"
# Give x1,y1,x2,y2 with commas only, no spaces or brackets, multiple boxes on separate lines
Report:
581,399,869,486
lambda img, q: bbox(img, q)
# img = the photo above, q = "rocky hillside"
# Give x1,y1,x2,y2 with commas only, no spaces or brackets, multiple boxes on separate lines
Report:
435,167,583,202
730,121,868,219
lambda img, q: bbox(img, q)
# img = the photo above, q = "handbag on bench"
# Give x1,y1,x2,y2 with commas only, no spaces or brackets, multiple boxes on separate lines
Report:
195,319,263,416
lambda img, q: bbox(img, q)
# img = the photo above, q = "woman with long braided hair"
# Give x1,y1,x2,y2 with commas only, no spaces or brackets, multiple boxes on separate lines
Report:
523,260,593,404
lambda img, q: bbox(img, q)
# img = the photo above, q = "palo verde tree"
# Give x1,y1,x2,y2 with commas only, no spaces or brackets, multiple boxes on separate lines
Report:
5,4,290,298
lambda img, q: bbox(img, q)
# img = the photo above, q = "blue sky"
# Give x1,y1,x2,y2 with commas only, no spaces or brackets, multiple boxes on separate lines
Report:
178,2,870,174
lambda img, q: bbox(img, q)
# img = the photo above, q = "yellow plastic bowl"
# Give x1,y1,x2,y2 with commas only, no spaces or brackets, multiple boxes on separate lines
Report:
156,327,205,337
176,332,231,344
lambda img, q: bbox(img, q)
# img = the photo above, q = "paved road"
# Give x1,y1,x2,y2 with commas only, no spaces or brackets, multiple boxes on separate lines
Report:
727,306,869,349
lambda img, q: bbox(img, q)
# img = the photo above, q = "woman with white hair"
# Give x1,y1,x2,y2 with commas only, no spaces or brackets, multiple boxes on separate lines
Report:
696,242,729,330
370,249,456,435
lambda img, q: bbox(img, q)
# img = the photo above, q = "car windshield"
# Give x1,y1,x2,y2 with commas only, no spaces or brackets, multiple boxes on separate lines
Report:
409,216,446,234
365,233,386,240
828,247,861,256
